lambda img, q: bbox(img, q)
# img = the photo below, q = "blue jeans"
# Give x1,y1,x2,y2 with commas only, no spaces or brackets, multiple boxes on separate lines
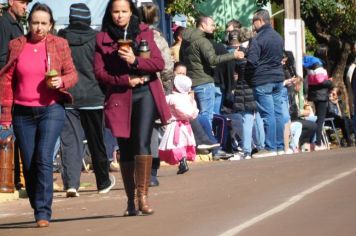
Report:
193,83,215,127
13,103,65,221
281,87,291,124
198,115,218,143
305,115,317,143
225,113,243,149
241,112,254,155
253,82,285,151
214,85,223,115
253,112,265,150
290,121,302,151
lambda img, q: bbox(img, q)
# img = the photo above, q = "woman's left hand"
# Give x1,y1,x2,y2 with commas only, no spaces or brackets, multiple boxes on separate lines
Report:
50,76,63,89
118,47,136,65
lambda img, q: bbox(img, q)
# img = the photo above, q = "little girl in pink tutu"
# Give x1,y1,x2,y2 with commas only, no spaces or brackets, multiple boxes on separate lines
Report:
158,75,199,174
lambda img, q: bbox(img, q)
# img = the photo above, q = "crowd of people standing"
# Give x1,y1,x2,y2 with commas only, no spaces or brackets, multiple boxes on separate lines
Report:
0,0,355,228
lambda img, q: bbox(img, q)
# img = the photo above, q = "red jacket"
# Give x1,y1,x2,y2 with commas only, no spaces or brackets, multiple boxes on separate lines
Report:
94,23,171,138
0,34,78,124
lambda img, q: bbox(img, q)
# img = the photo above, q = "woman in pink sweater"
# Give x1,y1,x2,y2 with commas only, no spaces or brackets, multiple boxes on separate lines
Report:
0,3,77,227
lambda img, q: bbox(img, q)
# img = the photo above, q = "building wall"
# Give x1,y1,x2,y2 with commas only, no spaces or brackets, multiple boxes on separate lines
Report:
197,0,271,29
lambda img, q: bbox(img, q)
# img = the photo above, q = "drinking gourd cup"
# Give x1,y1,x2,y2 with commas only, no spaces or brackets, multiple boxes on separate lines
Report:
45,69,58,89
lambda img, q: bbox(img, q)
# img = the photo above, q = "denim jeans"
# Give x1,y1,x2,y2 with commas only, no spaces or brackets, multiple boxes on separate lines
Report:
225,113,242,150
241,112,254,155
214,85,223,115
253,82,285,151
193,83,215,127
290,121,302,151
281,87,291,124
253,112,265,150
305,115,317,143
198,115,218,143
13,103,65,221
226,112,264,152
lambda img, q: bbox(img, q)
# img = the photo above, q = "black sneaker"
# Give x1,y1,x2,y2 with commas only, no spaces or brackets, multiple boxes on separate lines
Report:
213,150,233,160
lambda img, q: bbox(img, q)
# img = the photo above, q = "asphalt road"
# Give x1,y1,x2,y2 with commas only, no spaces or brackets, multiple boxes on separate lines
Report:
0,148,356,236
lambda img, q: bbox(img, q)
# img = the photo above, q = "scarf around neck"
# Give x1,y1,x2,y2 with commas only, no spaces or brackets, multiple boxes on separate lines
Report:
107,15,140,52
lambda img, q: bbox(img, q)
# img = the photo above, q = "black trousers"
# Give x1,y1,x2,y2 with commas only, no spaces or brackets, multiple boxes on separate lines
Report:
60,109,110,190
327,115,353,145
190,118,212,145
314,101,328,145
118,87,157,162
298,119,317,146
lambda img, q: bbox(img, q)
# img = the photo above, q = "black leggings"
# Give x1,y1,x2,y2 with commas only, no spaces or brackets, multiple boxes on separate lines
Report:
118,86,158,162
314,101,328,146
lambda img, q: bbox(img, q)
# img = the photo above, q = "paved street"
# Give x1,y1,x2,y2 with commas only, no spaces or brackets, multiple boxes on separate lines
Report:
0,148,356,236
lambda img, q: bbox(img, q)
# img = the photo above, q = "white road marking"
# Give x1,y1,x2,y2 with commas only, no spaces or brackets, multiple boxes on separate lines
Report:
219,167,356,236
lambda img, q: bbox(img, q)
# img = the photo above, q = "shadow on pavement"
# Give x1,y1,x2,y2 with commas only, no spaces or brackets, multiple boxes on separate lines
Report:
0,214,121,229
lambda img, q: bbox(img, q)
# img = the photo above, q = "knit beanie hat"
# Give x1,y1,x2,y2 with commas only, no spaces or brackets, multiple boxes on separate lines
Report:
174,75,192,94
69,3,91,25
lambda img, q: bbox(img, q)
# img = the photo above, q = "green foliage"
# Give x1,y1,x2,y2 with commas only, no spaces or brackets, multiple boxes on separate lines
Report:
301,0,356,43
166,0,206,26
255,0,269,6
0,3,9,12
305,28,317,55
213,25,225,43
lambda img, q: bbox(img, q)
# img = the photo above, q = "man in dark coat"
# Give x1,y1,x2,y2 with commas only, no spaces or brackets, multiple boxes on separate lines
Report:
245,9,285,158
58,3,115,197
0,0,31,69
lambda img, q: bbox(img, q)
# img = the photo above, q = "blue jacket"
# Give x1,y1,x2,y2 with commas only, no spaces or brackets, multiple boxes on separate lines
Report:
245,24,284,87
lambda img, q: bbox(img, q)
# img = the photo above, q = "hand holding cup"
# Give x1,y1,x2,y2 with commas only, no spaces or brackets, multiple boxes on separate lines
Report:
46,69,62,89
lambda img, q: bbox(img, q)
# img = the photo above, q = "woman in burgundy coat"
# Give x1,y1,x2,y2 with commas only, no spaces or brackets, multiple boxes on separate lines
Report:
94,0,171,216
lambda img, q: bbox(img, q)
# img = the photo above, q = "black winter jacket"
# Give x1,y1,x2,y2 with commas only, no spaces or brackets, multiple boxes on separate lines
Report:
228,46,257,113
211,40,235,93
307,80,332,102
58,23,105,108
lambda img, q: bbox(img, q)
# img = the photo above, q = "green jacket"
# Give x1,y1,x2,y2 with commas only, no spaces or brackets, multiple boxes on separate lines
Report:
181,28,235,87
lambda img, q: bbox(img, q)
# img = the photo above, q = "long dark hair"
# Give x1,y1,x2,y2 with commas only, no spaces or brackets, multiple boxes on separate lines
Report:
28,3,55,33
101,0,139,31
314,44,330,74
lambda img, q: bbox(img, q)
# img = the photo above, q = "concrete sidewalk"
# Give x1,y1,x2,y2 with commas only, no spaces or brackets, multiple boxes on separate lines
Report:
0,191,19,203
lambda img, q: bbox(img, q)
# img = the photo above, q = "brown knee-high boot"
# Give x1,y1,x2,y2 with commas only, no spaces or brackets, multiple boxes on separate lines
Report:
119,161,138,216
135,155,154,215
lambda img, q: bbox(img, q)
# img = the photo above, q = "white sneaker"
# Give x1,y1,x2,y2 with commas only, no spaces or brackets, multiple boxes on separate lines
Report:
277,150,285,155
229,154,242,161
197,143,220,150
98,175,116,194
285,149,294,155
253,150,277,158
66,188,79,198
109,162,120,172
243,154,252,160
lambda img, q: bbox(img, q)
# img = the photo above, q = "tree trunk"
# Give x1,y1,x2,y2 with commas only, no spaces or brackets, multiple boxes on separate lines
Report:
331,42,352,117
